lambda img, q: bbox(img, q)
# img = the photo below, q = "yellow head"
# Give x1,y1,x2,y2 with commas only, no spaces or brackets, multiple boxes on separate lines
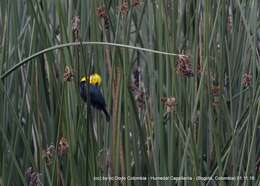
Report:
89,73,102,86
80,73,102,86
80,76,89,83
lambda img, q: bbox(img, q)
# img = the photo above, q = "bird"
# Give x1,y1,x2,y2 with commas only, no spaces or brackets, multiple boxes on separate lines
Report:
80,73,110,121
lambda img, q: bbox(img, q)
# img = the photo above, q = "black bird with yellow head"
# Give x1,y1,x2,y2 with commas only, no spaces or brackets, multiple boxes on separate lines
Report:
80,73,110,121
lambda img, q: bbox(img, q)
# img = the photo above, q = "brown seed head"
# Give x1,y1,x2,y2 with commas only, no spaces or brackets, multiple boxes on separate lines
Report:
211,85,221,97
227,15,233,33
42,145,55,166
242,73,252,88
25,167,42,186
177,56,194,77
161,97,176,113
58,137,69,156
63,66,74,82
97,6,108,19
119,1,129,16
132,0,140,7
72,16,80,33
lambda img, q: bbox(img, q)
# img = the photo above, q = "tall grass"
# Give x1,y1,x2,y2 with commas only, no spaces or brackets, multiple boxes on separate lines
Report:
0,0,259,185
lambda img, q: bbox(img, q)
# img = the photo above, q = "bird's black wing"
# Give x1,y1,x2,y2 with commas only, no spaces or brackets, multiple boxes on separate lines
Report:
89,85,106,109
89,85,110,121
79,83,87,102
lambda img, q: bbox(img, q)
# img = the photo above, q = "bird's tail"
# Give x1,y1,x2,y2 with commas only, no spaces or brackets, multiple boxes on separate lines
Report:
102,108,110,122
